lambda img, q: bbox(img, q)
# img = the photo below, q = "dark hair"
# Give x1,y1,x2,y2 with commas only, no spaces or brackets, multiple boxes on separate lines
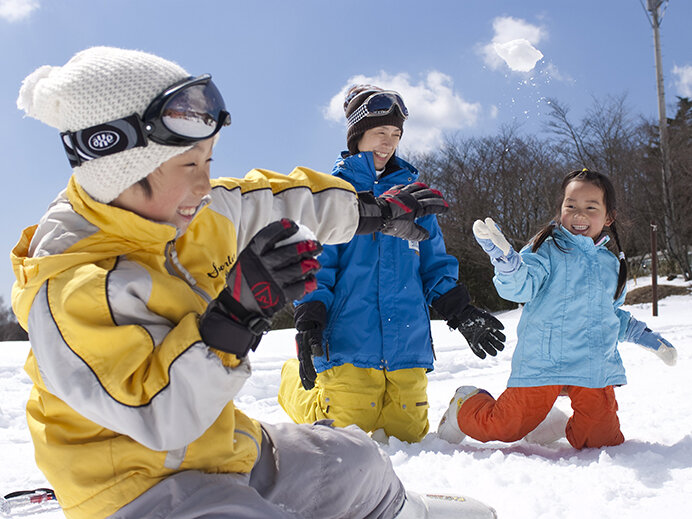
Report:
530,169,627,300
137,177,153,199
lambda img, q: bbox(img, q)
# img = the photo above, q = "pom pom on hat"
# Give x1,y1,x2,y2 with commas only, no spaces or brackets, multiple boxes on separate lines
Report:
343,84,405,156
17,46,195,203
17,65,58,125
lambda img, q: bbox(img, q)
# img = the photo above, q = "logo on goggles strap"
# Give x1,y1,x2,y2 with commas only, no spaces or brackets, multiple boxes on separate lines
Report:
88,130,120,151
61,114,146,167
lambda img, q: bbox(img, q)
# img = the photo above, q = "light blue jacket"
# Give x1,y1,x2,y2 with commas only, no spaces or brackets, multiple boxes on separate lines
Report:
494,226,631,388
298,151,459,372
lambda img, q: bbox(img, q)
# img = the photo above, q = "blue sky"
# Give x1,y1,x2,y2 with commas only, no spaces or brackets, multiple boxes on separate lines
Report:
1,0,691,301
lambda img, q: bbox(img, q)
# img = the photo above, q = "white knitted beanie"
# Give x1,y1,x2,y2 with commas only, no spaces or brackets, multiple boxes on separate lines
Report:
17,46,194,203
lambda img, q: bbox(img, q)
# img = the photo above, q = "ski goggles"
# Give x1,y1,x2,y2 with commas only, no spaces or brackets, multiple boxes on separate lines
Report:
61,74,231,167
346,91,408,129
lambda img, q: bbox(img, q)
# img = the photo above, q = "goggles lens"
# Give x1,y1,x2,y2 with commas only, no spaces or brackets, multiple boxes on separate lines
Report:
365,92,408,117
160,80,228,139
346,91,408,129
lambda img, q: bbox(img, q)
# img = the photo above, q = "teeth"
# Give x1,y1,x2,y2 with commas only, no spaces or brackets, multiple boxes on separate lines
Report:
573,224,588,230
178,207,197,216
375,152,389,158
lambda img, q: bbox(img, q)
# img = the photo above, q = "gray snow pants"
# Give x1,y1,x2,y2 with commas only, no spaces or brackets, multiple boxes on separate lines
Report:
107,421,406,519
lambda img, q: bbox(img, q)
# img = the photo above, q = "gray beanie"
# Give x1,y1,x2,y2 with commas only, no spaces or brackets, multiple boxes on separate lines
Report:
17,46,194,203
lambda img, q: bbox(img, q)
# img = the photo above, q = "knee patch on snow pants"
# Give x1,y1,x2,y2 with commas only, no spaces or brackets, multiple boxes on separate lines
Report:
278,359,429,442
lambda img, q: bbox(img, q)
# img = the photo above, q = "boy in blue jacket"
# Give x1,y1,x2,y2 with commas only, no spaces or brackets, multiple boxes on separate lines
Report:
278,84,506,443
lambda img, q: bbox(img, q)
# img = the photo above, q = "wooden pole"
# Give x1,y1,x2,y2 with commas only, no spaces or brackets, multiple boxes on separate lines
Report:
651,221,658,316
645,1,681,279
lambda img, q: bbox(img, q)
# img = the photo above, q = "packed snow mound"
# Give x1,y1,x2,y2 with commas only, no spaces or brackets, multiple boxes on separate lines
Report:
1,278,691,518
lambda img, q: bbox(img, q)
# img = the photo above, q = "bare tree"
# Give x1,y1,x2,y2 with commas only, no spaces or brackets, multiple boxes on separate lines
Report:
638,97,692,278
415,126,564,310
544,95,651,264
0,295,28,341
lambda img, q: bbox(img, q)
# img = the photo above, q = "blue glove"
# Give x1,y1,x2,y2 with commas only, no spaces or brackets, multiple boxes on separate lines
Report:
472,217,522,274
624,317,677,366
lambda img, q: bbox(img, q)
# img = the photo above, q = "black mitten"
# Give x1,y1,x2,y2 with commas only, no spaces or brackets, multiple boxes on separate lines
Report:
356,182,449,240
200,219,322,357
432,285,506,359
294,301,327,390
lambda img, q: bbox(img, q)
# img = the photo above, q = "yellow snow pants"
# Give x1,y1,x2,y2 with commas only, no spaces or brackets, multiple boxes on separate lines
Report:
278,359,429,443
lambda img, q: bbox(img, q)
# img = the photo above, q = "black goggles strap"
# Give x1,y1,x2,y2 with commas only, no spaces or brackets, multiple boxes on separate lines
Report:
60,114,147,167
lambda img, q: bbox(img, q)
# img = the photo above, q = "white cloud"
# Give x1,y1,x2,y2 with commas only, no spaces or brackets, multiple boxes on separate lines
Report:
672,64,692,97
324,71,481,154
0,0,38,22
481,16,546,73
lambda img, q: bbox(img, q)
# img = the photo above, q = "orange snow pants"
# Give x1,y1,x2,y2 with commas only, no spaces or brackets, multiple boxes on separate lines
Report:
457,385,624,449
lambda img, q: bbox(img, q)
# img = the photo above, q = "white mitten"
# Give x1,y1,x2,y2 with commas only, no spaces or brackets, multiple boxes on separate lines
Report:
472,217,521,274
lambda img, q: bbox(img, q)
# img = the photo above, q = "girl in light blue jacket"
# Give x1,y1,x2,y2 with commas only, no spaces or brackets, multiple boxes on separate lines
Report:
437,169,677,449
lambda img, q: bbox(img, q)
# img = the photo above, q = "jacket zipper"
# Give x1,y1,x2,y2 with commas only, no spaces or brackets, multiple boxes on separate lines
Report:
164,241,212,303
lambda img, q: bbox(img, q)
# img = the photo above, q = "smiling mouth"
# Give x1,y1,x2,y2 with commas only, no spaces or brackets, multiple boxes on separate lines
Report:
572,224,589,233
178,207,197,217
178,196,210,219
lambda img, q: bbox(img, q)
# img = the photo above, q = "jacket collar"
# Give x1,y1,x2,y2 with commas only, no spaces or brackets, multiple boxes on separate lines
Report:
67,175,189,247
332,151,418,190
554,223,610,252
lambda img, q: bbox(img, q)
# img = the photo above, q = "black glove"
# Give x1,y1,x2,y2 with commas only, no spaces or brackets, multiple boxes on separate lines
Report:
294,301,327,390
432,285,506,359
453,305,506,359
199,219,322,357
356,182,449,241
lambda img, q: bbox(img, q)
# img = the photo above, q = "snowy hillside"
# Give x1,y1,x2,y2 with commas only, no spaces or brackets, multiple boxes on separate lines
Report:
1,277,691,518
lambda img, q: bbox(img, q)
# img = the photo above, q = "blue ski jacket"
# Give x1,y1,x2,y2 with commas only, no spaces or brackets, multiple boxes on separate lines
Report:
298,151,459,372
494,226,632,389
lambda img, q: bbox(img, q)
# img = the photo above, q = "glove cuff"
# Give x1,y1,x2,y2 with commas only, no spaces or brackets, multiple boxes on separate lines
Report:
294,301,327,331
355,191,385,235
431,285,471,323
624,316,648,343
491,248,522,275
199,300,269,357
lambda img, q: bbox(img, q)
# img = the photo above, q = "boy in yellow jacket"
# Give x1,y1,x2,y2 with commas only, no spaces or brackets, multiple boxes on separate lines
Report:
11,47,495,519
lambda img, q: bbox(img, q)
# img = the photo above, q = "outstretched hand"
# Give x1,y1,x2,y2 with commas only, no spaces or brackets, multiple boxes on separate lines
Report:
356,182,449,241
635,328,677,366
624,317,678,367
472,217,522,274
453,305,506,359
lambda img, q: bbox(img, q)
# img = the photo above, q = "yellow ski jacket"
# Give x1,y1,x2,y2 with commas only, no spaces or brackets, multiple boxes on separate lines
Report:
11,168,358,519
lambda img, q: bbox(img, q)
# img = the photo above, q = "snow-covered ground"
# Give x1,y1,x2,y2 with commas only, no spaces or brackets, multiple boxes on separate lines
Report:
1,277,691,518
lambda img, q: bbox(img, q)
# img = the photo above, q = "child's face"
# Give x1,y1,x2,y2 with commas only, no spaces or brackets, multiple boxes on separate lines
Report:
560,180,613,241
357,125,402,170
111,138,213,235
